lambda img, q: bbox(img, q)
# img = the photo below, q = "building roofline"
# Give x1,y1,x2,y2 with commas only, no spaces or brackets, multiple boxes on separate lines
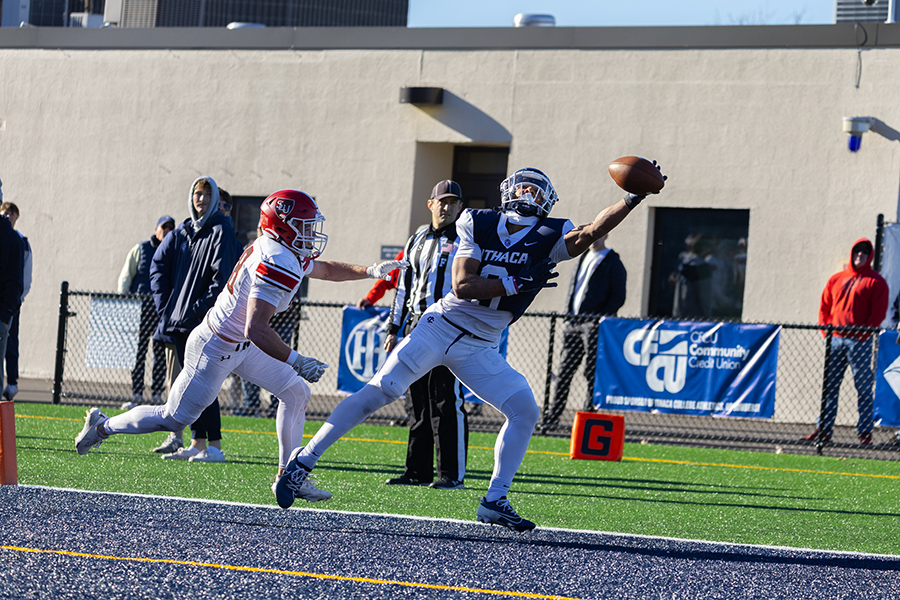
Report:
1,23,900,51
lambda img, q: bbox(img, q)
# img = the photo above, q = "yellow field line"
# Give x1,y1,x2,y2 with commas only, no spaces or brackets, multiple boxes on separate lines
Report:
1,545,587,600
17,414,898,480
619,456,900,480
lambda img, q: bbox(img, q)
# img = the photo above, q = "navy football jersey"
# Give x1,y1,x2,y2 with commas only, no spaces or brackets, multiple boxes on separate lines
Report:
467,209,570,322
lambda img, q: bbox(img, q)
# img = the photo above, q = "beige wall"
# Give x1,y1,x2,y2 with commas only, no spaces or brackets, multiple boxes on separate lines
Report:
2,26,900,378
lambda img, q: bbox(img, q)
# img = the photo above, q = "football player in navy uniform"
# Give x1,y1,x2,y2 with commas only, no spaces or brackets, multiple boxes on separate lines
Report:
75,190,407,499
276,166,664,530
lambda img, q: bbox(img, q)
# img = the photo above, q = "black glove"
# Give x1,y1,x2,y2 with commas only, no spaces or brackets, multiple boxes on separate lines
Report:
623,192,646,209
512,258,559,294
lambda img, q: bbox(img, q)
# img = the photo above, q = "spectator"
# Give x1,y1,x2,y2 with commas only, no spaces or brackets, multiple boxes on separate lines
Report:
383,180,468,490
802,238,888,446
148,176,240,462
0,205,23,397
0,202,31,401
75,189,406,498
540,234,625,430
669,233,713,318
276,164,665,531
117,215,174,409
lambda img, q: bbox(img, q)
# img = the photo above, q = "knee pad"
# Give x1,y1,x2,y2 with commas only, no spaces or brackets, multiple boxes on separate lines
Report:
372,374,406,403
275,380,311,412
500,389,541,428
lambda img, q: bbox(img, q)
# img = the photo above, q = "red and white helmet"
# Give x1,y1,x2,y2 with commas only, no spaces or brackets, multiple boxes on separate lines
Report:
259,190,327,259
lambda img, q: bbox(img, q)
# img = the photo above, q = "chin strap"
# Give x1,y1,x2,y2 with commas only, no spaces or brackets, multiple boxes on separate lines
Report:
504,211,540,227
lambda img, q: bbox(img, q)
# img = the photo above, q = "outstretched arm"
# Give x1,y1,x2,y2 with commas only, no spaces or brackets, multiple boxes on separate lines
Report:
566,161,666,258
564,199,634,258
308,260,369,282
309,258,408,282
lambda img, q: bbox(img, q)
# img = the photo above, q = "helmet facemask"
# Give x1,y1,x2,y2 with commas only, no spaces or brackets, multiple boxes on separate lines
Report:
287,213,327,259
500,169,558,219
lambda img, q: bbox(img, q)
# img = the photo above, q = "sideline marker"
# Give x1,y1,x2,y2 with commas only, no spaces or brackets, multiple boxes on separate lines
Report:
569,412,624,462
0,401,17,485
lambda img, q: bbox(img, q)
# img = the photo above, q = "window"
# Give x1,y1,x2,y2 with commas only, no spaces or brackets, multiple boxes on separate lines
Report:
452,147,509,210
648,208,749,321
231,195,265,247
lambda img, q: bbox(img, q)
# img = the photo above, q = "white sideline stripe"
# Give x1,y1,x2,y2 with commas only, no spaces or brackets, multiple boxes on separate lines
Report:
18,485,899,561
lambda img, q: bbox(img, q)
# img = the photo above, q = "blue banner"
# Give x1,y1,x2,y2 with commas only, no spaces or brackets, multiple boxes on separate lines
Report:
874,330,900,427
337,306,508,403
337,306,393,394
592,319,780,418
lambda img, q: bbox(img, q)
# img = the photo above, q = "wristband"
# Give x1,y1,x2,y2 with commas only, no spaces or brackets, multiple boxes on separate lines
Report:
287,349,300,364
623,192,646,209
501,276,519,296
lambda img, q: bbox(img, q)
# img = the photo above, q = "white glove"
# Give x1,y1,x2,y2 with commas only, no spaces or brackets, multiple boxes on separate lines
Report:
290,353,328,383
366,259,409,281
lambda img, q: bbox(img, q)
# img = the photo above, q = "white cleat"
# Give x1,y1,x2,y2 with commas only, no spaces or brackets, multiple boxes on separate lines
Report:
161,446,202,460
189,447,226,463
74,408,109,455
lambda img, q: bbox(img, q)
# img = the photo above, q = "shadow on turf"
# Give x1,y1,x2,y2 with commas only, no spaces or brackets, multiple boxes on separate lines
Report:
511,485,900,519
513,471,810,498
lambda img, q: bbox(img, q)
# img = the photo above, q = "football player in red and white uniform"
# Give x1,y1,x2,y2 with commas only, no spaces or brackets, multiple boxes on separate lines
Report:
76,190,407,501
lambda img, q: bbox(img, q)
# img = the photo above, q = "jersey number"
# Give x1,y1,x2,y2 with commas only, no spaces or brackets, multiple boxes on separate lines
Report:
479,265,509,310
226,245,254,294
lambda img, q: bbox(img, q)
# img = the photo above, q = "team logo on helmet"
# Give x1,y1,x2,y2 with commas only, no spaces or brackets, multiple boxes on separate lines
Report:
274,198,294,218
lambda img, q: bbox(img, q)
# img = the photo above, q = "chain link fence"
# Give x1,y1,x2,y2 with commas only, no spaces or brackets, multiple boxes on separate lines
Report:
52,282,900,460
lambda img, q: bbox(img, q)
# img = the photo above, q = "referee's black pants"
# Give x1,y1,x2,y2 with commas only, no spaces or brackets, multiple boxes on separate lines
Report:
403,365,468,483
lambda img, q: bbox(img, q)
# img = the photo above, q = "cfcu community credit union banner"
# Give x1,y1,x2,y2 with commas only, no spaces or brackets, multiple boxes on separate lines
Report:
592,318,781,418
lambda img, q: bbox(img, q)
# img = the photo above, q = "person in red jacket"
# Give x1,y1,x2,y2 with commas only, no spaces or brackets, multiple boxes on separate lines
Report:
803,238,888,445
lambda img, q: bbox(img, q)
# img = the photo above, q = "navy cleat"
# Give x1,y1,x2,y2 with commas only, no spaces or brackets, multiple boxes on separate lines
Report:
75,408,109,455
274,448,331,508
476,496,536,532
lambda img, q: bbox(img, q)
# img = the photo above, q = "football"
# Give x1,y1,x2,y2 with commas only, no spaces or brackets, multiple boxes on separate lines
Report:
608,156,666,195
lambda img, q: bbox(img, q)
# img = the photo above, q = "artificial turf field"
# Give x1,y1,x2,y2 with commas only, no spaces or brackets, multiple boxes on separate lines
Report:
9,402,900,556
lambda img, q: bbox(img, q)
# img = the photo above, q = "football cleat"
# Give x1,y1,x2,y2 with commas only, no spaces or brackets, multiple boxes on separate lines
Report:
385,474,432,486
274,447,330,508
429,478,465,490
153,433,184,454
161,446,201,460
75,408,109,455
272,472,331,503
476,497,536,532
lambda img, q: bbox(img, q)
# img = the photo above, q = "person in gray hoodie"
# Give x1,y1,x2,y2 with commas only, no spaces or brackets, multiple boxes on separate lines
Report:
148,176,240,462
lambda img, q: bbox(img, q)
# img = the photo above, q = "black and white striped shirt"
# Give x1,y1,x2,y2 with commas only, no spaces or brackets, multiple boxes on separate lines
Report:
388,222,459,335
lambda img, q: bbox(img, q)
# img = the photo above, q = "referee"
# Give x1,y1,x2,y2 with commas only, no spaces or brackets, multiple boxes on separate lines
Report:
384,180,469,490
